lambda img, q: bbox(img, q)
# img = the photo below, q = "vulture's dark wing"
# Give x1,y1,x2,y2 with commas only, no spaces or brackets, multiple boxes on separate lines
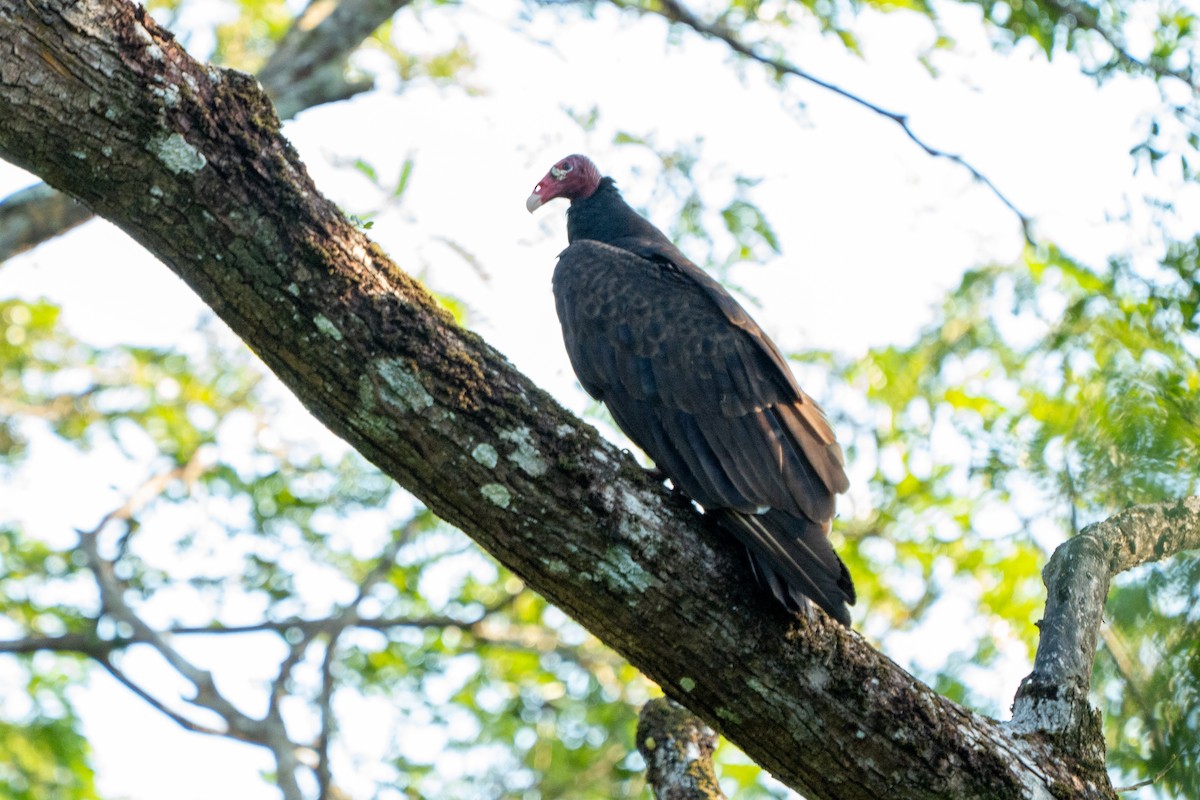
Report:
553,239,854,621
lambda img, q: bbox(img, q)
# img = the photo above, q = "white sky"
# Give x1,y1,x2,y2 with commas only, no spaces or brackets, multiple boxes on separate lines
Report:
0,0,1185,797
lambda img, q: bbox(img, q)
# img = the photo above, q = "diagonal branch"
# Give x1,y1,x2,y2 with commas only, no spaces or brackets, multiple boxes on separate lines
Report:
643,0,1035,244
306,520,415,799
95,654,230,738
1037,0,1196,88
0,0,411,263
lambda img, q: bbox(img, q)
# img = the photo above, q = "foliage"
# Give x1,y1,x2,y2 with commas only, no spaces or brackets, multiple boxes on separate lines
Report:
825,244,1200,792
0,298,657,798
0,662,98,800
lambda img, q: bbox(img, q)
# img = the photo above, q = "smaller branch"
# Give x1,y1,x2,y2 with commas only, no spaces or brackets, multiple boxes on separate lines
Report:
647,0,1035,244
637,696,726,800
315,636,339,800
0,609,494,658
265,637,309,800
258,0,414,119
0,0,413,264
1113,754,1180,793
79,528,271,737
76,458,305,800
96,655,230,739
0,629,253,742
268,636,312,723
0,182,92,262
81,453,208,538
305,519,415,799
1038,0,1195,88
169,612,475,637
0,631,110,657
1010,497,1200,752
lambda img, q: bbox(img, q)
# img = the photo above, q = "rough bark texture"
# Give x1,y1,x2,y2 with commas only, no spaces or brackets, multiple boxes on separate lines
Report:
1010,496,1200,766
1,3,1192,798
0,0,408,263
638,697,726,800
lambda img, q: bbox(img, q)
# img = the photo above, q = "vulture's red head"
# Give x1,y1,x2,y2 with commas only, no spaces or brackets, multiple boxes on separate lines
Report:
526,154,602,212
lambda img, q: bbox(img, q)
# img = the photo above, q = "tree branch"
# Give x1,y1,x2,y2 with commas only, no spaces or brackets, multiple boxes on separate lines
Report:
642,0,1036,244
0,181,92,260
0,609,502,654
72,457,305,800
96,654,230,739
0,3,1176,796
257,0,413,120
0,0,410,264
1036,0,1196,88
309,520,414,799
1010,497,1200,755
0,632,110,657
638,696,726,800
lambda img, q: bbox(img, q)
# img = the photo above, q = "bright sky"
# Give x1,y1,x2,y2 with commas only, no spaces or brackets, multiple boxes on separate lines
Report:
0,1,1180,797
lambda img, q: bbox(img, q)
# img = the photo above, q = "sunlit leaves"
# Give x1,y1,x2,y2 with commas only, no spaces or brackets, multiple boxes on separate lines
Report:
0,692,98,800
0,298,656,799
824,239,1200,789
213,0,295,70
366,19,478,90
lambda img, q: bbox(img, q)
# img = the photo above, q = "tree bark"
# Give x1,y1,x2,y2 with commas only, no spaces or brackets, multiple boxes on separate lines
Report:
638,697,726,800
1010,497,1200,752
0,2,1192,798
0,0,410,263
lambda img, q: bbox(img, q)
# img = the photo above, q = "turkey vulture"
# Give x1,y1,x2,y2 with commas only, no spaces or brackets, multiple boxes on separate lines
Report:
527,154,855,626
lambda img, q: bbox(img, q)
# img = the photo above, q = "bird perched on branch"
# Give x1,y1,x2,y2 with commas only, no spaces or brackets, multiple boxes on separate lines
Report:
526,154,855,626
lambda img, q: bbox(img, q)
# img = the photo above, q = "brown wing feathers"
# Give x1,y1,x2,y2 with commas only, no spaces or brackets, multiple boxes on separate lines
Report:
529,159,854,623
553,240,854,624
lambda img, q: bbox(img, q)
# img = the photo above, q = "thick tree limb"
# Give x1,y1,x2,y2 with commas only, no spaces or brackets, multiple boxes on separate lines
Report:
0,2,1184,797
638,697,726,800
1010,496,1200,750
0,0,409,263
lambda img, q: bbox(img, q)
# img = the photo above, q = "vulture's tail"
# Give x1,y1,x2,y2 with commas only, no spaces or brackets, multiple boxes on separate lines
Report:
717,509,855,626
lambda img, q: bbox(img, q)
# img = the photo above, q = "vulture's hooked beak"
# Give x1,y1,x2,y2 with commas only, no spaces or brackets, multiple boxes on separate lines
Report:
525,190,545,213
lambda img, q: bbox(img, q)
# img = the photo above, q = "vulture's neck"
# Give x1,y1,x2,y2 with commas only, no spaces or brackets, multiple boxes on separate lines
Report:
567,177,673,250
